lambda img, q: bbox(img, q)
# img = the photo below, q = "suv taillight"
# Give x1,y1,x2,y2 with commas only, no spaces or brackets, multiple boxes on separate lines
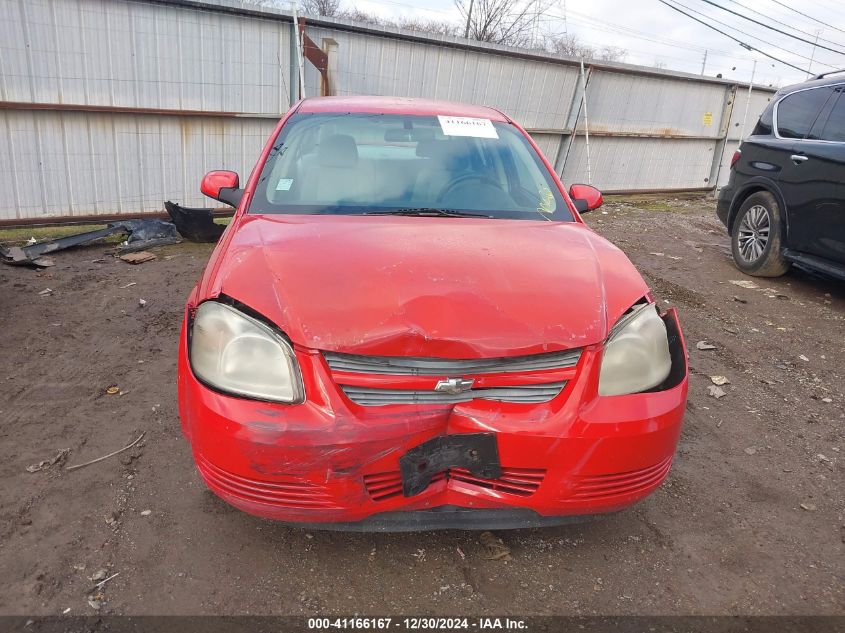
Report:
730,149,741,169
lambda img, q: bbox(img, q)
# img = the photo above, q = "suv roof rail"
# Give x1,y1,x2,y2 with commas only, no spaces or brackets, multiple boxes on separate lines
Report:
813,69,845,80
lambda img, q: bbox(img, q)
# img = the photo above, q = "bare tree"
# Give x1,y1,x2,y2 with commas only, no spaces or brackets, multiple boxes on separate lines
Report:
546,33,627,62
240,0,625,63
338,7,459,35
300,0,341,17
396,17,460,36
594,46,627,62
547,33,594,59
454,0,553,47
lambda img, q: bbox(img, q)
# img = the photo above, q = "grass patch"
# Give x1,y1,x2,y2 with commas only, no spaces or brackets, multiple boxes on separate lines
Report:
0,224,125,246
605,193,709,212
639,201,677,212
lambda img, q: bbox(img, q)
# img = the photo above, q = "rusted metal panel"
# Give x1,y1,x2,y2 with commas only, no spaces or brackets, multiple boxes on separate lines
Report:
585,71,729,138
302,25,580,131
562,137,717,191
0,101,281,117
526,132,563,166
725,89,776,141
0,0,779,221
0,0,292,115
0,108,275,220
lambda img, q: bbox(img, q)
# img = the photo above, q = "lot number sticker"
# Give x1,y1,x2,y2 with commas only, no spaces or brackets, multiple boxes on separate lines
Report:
438,116,499,139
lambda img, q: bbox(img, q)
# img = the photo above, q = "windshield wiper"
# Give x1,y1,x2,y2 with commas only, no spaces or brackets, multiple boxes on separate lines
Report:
365,207,493,218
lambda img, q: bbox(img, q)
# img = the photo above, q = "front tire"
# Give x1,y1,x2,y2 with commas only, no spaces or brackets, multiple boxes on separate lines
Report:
730,191,790,277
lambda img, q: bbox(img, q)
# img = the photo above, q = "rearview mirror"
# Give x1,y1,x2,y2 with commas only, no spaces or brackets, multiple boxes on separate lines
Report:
384,127,436,142
569,184,603,213
201,170,243,208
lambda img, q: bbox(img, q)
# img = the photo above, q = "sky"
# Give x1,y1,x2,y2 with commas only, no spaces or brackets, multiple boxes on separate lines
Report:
349,0,845,88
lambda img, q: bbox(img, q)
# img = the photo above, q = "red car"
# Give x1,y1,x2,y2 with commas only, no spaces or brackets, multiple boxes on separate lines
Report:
178,96,688,530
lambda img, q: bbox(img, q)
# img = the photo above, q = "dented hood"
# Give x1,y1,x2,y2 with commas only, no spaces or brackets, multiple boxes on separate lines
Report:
206,214,649,357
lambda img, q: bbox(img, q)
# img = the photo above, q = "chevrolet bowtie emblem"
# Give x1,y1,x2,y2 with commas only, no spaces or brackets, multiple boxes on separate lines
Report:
434,377,475,394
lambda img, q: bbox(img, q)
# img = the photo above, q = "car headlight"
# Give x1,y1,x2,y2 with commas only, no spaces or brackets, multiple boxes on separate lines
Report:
189,301,304,403
598,303,672,396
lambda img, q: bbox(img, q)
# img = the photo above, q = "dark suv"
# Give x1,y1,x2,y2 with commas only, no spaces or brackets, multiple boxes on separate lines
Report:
717,72,845,280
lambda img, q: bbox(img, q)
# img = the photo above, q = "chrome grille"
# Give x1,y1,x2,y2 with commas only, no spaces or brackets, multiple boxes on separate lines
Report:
341,382,566,406
323,349,581,375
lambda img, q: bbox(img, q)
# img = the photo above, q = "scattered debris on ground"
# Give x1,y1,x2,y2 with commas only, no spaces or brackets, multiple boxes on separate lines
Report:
65,432,146,472
165,201,228,243
0,219,179,267
729,280,759,289
119,251,157,265
26,448,70,473
707,385,727,398
479,531,512,561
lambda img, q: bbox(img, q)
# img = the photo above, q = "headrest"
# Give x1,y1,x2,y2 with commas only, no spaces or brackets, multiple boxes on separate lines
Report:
415,140,469,170
318,134,358,168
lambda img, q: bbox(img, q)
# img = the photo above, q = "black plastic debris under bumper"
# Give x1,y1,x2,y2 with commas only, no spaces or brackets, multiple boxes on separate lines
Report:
399,433,501,497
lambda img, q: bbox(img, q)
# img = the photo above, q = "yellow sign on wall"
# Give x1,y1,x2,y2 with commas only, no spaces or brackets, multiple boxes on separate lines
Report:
703,112,714,126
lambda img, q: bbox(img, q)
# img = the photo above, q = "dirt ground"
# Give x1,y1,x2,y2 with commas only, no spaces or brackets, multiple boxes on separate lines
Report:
0,195,842,616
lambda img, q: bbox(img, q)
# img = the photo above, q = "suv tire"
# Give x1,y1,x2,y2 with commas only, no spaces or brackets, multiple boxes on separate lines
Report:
730,191,790,277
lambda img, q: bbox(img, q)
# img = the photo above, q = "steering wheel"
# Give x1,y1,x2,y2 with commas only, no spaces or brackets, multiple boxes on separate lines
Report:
437,174,503,203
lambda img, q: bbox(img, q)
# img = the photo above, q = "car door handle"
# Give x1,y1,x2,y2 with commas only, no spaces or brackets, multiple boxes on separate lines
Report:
790,154,809,164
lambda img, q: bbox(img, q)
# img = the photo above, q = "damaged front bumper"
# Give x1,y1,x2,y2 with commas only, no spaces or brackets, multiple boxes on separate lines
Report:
177,309,688,530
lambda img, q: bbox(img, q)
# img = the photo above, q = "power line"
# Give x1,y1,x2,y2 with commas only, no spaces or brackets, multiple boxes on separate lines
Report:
561,9,748,57
665,0,835,68
802,0,845,22
529,12,770,76
701,0,845,55
769,0,845,36
725,0,844,48
656,0,809,73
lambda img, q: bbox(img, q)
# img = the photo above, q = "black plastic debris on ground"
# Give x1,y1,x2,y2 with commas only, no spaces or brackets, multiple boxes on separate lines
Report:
1,219,180,268
165,201,226,243
112,219,180,252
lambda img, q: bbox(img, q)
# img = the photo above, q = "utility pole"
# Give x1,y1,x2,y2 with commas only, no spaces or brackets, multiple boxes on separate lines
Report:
807,30,821,79
562,0,567,35
464,0,474,39
701,50,708,75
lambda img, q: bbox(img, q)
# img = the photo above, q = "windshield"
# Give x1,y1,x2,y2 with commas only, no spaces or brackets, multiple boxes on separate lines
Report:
249,112,572,221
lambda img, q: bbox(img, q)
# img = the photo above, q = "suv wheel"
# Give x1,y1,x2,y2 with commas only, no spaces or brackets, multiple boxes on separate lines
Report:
730,191,790,277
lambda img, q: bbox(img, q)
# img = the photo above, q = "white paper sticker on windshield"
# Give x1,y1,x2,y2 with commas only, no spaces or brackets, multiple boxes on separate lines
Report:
438,116,499,139
275,178,294,191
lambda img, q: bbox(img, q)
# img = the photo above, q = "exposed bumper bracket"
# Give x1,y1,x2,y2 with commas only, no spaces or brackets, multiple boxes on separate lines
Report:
399,433,501,497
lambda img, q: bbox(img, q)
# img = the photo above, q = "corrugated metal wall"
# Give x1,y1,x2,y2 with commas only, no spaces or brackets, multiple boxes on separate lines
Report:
0,0,776,222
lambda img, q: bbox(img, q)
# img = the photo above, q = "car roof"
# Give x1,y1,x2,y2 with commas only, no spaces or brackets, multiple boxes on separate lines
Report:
777,72,845,95
297,96,510,121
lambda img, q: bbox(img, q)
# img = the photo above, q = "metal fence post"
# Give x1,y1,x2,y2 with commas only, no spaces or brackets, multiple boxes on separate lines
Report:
289,18,299,105
554,62,592,180
709,83,738,194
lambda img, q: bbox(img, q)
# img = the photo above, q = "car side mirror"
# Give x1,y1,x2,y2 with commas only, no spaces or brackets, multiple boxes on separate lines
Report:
569,184,603,213
201,170,243,208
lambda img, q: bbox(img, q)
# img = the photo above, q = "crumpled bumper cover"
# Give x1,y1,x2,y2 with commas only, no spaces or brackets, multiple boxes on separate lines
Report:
177,309,688,529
